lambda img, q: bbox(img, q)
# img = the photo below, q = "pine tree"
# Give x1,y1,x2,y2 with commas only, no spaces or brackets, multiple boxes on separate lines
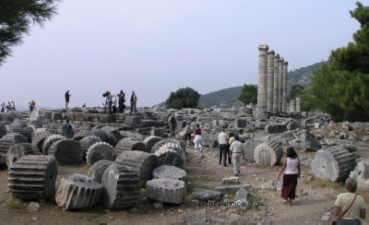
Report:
0,0,60,66
165,87,201,109
306,2,369,121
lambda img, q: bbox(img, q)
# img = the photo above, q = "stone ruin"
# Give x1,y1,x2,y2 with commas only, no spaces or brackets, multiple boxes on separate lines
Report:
0,96,367,212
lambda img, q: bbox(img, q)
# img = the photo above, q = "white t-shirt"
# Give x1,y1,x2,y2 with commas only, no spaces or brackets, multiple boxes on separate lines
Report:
284,157,299,174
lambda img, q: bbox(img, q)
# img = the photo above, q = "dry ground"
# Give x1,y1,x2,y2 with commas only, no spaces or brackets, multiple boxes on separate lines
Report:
0,133,368,225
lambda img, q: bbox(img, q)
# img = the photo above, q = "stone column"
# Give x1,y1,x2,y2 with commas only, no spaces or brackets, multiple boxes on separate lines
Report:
296,97,302,113
256,45,269,118
273,54,279,112
282,61,288,112
278,57,284,112
266,50,275,112
290,100,296,112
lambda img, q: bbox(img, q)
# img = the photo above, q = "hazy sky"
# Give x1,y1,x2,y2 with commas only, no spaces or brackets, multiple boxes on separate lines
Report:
0,0,363,109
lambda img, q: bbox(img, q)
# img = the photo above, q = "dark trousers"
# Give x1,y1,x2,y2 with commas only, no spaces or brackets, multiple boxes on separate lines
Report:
219,144,228,165
184,133,191,144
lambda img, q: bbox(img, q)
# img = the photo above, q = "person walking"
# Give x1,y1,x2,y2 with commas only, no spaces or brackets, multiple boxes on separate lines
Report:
229,135,245,176
193,124,203,152
65,90,71,108
228,132,236,165
277,147,301,206
218,129,229,167
333,177,366,224
168,111,177,137
62,120,73,138
130,91,137,114
183,121,192,146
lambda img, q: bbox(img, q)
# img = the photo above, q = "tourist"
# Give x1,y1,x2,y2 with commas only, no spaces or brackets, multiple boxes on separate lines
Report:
168,111,177,137
112,94,117,113
29,100,36,111
1,102,5,113
183,121,192,146
193,124,203,152
333,177,366,224
229,135,245,176
65,90,71,108
218,129,229,167
117,90,125,113
228,132,235,165
82,103,86,108
106,92,113,114
62,120,73,138
130,90,137,114
277,147,300,206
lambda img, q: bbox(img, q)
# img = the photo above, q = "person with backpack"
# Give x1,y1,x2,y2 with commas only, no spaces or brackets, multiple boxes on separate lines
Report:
168,111,177,137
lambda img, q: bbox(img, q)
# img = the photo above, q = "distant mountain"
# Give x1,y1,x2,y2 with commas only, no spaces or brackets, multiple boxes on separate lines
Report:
199,61,324,108
199,87,243,108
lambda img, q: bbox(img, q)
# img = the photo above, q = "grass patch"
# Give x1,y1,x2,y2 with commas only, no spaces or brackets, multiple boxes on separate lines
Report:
7,197,24,210
303,175,344,189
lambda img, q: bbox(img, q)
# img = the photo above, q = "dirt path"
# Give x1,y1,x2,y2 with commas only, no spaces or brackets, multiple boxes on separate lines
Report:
0,144,368,225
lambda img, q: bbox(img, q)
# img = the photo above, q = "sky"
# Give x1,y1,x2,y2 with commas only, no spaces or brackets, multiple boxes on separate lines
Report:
0,0,365,110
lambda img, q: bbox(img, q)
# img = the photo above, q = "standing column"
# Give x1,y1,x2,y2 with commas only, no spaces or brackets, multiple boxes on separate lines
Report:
278,57,284,112
273,54,279,112
296,97,301,113
266,50,275,112
282,61,288,112
256,45,269,117
290,100,296,112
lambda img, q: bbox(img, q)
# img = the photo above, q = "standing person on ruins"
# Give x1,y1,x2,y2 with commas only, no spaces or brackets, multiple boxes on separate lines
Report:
1,102,5,113
277,147,300,206
168,111,177,137
106,92,113,114
193,123,203,152
112,94,117,113
333,177,366,224
65,90,71,109
183,121,192,146
229,135,245,176
29,100,36,112
130,90,137,114
62,120,73,138
218,129,229,167
117,90,125,113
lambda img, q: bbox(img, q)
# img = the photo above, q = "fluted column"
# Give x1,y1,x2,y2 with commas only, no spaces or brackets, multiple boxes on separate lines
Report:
273,54,279,112
278,57,284,112
290,100,296,112
266,50,275,112
256,45,269,117
282,61,288,112
296,97,301,113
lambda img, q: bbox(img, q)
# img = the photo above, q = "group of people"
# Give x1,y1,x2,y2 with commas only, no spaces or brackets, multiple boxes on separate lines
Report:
167,115,203,151
1,101,16,113
217,129,245,176
63,90,138,114
104,90,137,114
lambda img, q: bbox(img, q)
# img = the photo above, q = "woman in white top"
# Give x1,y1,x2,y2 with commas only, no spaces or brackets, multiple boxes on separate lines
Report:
277,147,300,206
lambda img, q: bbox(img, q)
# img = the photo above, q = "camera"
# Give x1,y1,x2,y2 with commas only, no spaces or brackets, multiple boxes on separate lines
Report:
102,91,111,97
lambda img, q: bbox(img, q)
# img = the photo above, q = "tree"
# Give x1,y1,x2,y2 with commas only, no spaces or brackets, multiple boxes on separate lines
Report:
287,84,304,102
305,2,369,121
238,84,257,105
0,0,60,66
165,87,201,109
